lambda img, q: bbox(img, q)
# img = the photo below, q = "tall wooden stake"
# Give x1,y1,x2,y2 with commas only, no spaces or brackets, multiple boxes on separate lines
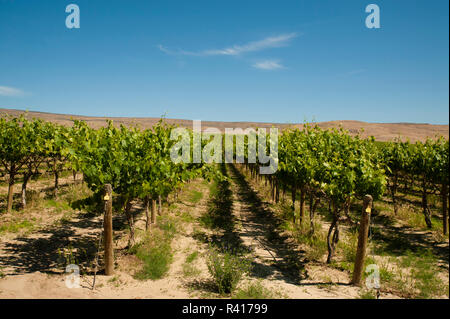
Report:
351,194,372,286
7,170,15,213
103,184,114,276
442,184,448,236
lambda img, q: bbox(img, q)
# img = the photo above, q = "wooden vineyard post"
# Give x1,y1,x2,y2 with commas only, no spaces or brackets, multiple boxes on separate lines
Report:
442,183,448,236
351,194,373,286
103,184,114,275
7,169,15,213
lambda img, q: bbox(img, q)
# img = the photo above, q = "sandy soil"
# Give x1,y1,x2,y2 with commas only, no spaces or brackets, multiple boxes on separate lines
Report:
0,179,210,298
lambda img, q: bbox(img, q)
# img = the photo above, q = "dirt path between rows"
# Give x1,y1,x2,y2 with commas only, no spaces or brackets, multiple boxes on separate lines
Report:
226,164,370,298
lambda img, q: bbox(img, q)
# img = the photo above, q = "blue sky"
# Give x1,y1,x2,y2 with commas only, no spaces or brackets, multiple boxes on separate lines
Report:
0,0,448,124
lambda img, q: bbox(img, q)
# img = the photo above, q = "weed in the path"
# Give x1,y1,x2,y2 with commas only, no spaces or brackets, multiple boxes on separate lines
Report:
232,281,280,299
132,216,177,280
206,245,252,295
182,251,201,278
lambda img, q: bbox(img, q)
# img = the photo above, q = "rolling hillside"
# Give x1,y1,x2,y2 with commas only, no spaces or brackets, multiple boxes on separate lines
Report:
1,108,448,142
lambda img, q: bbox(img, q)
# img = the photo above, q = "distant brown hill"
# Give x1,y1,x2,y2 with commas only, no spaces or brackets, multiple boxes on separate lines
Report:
1,108,448,143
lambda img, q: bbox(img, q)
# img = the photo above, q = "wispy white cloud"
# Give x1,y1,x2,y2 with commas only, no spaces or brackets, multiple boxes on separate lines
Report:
157,44,174,55
0,86,25,97
158,33,298,57
252,60,285,70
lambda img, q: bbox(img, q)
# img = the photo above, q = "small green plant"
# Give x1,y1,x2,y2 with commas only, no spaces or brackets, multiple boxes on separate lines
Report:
182,263,201,277
158,216,177,239
232,281,275,299
186,251,199,263
108,275,121,287
188,190,203,204
358,288,377,299
57,244,82,267
182,251,201,277
206,246,251,295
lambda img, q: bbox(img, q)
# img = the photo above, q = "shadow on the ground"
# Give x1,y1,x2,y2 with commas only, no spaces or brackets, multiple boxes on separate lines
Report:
183,278,219,296
195,164,246,253
228,164,308,285
0,200,143,276
0,216,102,276
370,222,449,271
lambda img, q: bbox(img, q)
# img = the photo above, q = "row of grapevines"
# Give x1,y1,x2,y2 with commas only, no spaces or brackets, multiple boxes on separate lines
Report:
239,125,386,262
0,115,216,246
379,137,449,231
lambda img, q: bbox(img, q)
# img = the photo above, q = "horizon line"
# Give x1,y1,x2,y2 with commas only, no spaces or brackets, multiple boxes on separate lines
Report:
0,107,448,127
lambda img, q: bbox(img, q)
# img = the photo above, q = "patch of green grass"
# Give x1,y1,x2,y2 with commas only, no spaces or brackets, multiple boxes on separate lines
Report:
379,248,448,298
179,211,195,223
232,281,276,299
404,249,448,298
430,216,444,235
182,251,201,277
378,264,395,283
45,199,73,213
186,251,199,263
182,263,201,277
374,200,393,213
133,235,173,280
395,206,430,229
158,216,177,239
293,221,328,261
188,190,203,204
339,229,359,263
0,219,34,234
62,183,92,205
358,289,377,299
132,216,177,281
45,199,58,208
